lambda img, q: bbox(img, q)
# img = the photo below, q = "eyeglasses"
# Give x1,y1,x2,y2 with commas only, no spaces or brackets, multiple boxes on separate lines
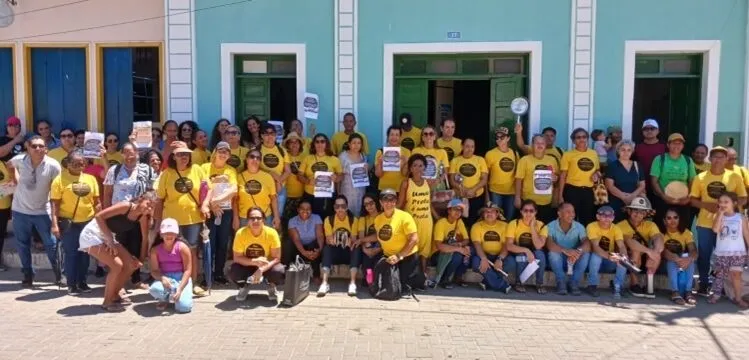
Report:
598,212,615,218
225,131,240,136
248,154,261,160
363,201,375,207
314,139,327,144
334,204,347,209
106,138,119,143
60,133,74,139
249,216,264,222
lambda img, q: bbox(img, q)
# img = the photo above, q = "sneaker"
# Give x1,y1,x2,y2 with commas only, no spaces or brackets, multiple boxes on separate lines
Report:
556,283,568,295
425,279,437,288
570,286,582,296
697,284,712,297
78,283,93,293
365,269,374,285
193,285,208,297
501,285,512,294
267,284,278,302
68,286,81,296
0,262,7,272
478,282,487,291
236,286,250,301
645,289,656,299
347,283,357,296
21,274,33,288
317,282,330,296
94,266,106,278
614,285,622,300
440,282,454,289
587,285,600,298
629,285,646,298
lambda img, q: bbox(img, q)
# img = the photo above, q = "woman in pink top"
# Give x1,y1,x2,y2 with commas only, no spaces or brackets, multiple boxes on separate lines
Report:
149,218,193,313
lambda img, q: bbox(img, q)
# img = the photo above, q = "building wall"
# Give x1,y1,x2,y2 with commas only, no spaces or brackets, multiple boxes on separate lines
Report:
193,0,335,134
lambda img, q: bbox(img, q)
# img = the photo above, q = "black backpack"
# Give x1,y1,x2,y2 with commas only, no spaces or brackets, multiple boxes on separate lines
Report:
369,258,402,301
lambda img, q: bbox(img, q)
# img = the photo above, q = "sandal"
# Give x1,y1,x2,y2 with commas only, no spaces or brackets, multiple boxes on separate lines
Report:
116,297,133,306
707,294,720,304
156,302,168,311
536,286,547,294
733,299,749,309
513,284,526,293
685,293,697,305
100,303,125,312
671,292,686,305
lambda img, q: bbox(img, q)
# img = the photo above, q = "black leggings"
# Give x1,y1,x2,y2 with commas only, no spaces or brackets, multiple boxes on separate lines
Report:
0,208,9,259
117,226,143,284
563,185,596,226
286,242,322,279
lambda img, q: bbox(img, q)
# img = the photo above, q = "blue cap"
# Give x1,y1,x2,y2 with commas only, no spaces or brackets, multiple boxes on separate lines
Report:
597,206,615,214
447,198,465,209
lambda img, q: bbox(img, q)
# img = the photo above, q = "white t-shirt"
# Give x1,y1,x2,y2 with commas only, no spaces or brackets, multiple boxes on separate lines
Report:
716,213,747,256
10,154,60,215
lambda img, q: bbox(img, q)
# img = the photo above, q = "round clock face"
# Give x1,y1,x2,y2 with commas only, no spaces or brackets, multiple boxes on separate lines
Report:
510,97,529,115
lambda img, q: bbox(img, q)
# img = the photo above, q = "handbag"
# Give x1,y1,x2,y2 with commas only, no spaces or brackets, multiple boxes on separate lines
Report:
281,255,312,307
57,196,81,234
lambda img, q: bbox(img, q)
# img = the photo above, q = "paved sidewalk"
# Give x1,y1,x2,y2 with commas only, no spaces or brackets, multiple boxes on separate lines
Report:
0,270,747,360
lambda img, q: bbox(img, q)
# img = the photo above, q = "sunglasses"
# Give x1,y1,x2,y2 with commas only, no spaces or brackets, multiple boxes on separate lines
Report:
29,144,45,150
249,216,264,222
422,132,435,136
175,153,191,157
60,133,74,139
334,204,347,209
598,212,614,218
314,139,327,144
106,138,119,143
248,154,261,160
380,195,397,202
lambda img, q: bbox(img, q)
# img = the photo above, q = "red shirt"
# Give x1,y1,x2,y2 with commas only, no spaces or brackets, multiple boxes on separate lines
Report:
633,142,666,179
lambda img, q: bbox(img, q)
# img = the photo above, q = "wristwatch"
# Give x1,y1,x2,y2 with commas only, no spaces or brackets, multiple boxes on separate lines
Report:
397,255,404,261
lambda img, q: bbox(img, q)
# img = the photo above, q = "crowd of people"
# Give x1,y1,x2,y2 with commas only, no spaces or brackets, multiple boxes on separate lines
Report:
1,111,748,313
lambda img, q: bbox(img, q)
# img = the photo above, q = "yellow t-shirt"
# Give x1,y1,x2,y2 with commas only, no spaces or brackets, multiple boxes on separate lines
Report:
545,147,564,165
331,131,370,155
358,214,378,237
436,137,462,161
694,161,710,174
664,229,694,255
433,218,468,245
449,155,488,197
323,214,358,247
192,148,210,165
374,209,419,257
515,154,557,205
48,147,70,165
200,162,238,209
259,144,291,181
102,152,124,167
212,146,250,173
412,147,449,180
506,219,548,250
375,146,411,191
405,178,432,222
232,225,281,259
50,172,100,223
286,153,306,198
616,219,661,245
485,147,519,195
400,127,422,151
471,220,507,256
728,165,749,189
560,148,599,187
237,170,277,219
156,165,208,225
285,137,312,155
690,170,748,227
0,161,11,209
586,222,624,252
299,154,342,195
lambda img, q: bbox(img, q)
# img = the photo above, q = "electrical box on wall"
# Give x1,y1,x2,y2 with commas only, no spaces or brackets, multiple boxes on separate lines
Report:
713,131,742,160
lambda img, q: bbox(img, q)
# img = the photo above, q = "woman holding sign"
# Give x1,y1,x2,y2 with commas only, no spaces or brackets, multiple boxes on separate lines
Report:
449,138,488,228
515,135,558,223
338,133,368,214
374,125,410,194
297,134,342,218
412,125,450,217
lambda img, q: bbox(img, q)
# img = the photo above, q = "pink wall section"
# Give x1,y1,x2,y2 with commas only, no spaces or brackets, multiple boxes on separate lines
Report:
0,0,164,42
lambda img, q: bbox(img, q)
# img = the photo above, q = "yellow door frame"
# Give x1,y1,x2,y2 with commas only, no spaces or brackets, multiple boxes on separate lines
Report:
23,42,91,132
96,42,166,132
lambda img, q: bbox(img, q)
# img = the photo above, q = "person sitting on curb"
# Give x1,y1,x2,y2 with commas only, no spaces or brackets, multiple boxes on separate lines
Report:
148,218,194,313
586,206,628,299
504,200,548,294
546,203,591,296
617,196,664,299
433,199,470,289
470,202,511,293
661,208,698,305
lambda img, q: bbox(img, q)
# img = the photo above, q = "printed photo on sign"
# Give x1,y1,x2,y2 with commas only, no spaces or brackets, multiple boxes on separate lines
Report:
268,120,285,143
313,171,334,198
133,121,152,148
83,132,104,158
212,181,233,209
382,147,401,172
350,162,369,188
423,156,438,179
303,92,319,120
533,168,553,195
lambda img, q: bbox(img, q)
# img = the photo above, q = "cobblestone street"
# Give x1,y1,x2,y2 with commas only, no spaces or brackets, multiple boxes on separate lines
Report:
0,270,747,360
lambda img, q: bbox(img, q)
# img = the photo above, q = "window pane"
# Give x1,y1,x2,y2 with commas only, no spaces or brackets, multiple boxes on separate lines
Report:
242,60,268,74
271,60,296,74
493,59,522,74
399,60,427,75
663,59,694,74
462,59,489,74
428,60,457,74
635,59,659,74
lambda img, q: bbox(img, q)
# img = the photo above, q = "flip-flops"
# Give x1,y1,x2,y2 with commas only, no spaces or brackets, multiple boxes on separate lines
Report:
100,304,125,312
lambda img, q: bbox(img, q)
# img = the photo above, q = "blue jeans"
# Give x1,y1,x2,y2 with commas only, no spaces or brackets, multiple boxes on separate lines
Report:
666,260,696,294
470,249,509,290
548,251,590,288
588,253,627,288
490,192,516,221
12,211,58,276
504,249,547,285
149,272,193,313
179,223,202,248
276,187,287,219
62,221,90,287
439,251,469,283
696,226,716,287
209,210,233,279
322,245,358,273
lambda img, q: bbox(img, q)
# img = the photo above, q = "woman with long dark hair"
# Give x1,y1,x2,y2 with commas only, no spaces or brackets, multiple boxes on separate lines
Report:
662,208,697,305
297,133,342,218
178,121,199,148
357,193,382,285
338,133,367,214
210,118,231,150
241,116,262,149
148,218,194,313
317,195,360,296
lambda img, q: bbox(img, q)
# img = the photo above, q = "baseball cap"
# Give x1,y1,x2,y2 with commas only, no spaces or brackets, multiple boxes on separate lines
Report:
596,206,615,215
7,116,21,126
667,133,685,143
495,127,509,137
260,123,276,134
160,218,179,235
642,119,659,129
710,146,728,156
379,188,397,199
214,141,230,151
447,198,466,210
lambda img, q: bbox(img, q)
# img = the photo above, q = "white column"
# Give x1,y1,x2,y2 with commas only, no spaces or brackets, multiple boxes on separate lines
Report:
742,2,749,163
568,0,596,133
335,0,357,131
165,0,195,122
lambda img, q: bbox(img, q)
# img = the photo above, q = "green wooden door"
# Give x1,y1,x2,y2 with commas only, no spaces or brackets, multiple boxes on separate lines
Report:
393,79,428,128
235,77,270,121
669,78,701,151
490,77,525,147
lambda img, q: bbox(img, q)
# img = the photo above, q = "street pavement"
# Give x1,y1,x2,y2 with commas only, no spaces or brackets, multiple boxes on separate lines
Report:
0,270,747,360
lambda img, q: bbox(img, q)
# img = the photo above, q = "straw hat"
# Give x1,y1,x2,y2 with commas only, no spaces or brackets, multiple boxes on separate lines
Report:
479,202,505,221
171,141,192,153
283,131,304,148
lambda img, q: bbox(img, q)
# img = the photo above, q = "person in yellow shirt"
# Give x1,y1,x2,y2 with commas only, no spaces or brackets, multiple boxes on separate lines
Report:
235,148,279,230
201,141,238,285
0,160,12,271
397,154,435,275
504,200,548,293
449,138,488,228
486,127,520,221
258,123,292,218
374,188,424,291
230,207,285,302
559,128,600,225
437,118,461,161
191,130,210,165
617,197,663,298
155,141,212,296
50,151,101,294
726,147,749,194
515,134,559,223
586,206,628,298
288,119,312,155
412,125,450,218
297,133,343,217
691,144,710,174
282,132,307,217
103,133,125,166
470,203,511,292
689,146,747,295
357,193,383,284
209,118,230,150
318,195,359,296
661,208,698,305
514,123,565,164
375,126,411,193
48,128,77,167
433,199,470,288
398,113,422,151
215,125,250,172
331,112,370,155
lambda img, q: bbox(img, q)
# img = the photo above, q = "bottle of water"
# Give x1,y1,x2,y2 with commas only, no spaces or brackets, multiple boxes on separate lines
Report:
169,287,177,303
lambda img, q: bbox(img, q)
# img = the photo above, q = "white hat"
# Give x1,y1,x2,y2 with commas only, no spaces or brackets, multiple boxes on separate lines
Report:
160,218,179,235
642,119,659,129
